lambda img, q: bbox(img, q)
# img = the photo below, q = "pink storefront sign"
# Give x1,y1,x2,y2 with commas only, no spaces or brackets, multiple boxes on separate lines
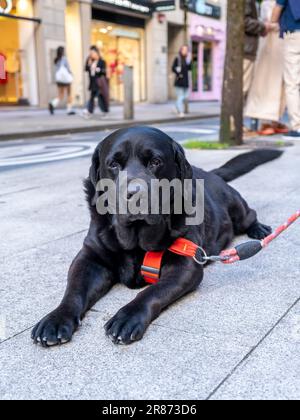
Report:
189,15,226,101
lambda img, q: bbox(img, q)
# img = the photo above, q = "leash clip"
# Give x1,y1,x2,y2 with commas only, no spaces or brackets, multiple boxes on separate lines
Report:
193,246,209,266
194,247,232,265
207,255,230,263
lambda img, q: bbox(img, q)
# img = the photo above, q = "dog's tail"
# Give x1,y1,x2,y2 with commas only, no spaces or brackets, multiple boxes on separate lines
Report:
212,149,283,182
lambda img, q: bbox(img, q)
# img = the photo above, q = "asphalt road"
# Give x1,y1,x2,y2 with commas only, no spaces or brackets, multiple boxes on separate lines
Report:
0,119,220,171
1,119,300,400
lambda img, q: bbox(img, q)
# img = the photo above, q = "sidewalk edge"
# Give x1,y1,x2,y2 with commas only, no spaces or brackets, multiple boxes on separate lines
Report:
0,113,219,141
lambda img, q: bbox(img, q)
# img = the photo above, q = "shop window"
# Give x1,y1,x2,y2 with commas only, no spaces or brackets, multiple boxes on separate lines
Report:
91,20,146,103
202,41,213,92
0,54,6,80
0,0,38,105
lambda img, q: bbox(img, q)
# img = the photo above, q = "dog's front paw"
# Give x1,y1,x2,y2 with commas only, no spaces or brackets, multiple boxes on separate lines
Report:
31,309,80,347
105,306,149,345
247,222,272,240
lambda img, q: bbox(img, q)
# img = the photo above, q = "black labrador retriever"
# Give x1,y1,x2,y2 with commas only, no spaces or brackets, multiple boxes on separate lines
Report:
32,126,282,346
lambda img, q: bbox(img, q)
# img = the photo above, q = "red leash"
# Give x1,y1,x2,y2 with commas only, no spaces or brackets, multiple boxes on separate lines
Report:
141,210,300,284
220,209,300,264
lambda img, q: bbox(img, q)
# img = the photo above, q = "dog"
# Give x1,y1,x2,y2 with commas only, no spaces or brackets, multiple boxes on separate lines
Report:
32,126,282,346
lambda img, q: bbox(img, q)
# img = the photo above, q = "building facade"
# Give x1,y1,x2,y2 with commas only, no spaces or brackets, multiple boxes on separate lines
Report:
0,0,226,107
188,1,226,102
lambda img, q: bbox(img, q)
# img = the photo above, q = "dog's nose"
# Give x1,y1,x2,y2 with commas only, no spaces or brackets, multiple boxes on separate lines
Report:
127,181,146,200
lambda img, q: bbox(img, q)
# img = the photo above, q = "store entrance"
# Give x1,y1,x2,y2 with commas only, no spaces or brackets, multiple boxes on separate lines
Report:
91,21,146,103
0,0,38,106
190,39,215,101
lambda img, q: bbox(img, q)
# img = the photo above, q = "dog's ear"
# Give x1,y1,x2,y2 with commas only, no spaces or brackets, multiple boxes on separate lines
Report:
173,141,193,182
86,144,102,207
90,145,101,188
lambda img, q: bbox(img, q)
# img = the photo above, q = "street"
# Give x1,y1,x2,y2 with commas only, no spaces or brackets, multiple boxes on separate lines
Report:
0,119,220,170
1,118,300,400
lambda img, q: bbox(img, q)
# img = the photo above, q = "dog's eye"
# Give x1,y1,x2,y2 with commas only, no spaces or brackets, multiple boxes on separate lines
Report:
108,161,120,170
149,158,162,168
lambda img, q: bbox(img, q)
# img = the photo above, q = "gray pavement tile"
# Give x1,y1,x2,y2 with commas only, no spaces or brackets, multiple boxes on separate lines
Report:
211,300,300,400
0,309,248,400
230,145,300,209
151,250,300,348
0,231,87,341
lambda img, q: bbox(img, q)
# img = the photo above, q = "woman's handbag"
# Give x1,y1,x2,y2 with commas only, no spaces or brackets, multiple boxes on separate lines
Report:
55,65,73,85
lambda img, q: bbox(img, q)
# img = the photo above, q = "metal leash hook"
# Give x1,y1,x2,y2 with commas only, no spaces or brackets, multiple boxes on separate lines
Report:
193,246,209,265
193,247,232,265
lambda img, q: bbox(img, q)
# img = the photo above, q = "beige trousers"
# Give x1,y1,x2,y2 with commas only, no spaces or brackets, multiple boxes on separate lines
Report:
243,58,255,101
245,32,285,122
283,32,300,131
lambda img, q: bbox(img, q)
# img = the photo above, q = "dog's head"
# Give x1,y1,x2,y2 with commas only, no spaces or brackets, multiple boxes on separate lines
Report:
87,126,193,249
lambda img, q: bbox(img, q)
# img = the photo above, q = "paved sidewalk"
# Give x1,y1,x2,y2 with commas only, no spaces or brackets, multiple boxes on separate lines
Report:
0,101,220,141
0,141,299,400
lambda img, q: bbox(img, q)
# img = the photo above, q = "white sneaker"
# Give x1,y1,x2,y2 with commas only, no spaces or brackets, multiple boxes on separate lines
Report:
81,109,92,120
179,113,185,118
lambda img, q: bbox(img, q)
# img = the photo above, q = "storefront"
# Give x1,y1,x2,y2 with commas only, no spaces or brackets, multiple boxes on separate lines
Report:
91,1,150,102
188,2,226,101
0,0,40,105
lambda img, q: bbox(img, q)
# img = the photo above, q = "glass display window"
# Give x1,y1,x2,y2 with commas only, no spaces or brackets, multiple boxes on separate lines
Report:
91,21,146,103
0,0,38,105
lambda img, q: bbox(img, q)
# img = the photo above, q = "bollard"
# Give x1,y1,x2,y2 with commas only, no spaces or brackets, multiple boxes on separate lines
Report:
123,66,134,120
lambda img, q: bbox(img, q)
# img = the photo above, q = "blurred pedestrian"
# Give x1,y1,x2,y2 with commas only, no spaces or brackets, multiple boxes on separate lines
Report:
82,46,109,119
244,0,274,100
245,0,288,136
49,46,75,116
272,0,300,139
172,45,192,118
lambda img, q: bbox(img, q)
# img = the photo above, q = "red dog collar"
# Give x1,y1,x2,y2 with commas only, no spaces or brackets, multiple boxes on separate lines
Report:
142,210,300,283
141,238,206,284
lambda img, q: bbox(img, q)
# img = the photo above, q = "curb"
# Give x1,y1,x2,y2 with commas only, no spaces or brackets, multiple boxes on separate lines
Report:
0,113,220,141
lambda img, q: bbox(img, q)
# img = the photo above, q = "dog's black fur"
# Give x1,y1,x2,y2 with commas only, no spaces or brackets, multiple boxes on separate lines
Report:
32,127,282,346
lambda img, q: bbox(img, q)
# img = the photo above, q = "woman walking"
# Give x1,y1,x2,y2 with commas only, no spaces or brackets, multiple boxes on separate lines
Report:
245,0,288,135
83,46,109,119
172,45,192,118
49,46,75,116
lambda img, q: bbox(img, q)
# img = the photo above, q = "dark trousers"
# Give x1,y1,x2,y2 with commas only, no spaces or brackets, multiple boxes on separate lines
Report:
88,90,108,114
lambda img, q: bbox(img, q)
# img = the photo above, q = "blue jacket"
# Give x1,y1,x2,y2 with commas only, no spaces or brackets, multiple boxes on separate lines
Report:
277,0,300,34
289,0,300,20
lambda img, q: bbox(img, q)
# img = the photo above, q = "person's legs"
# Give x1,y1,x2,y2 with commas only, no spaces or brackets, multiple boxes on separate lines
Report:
243,58,256,133
183,88,189,114
98,94,108,114
243,58,255,103
88,91,96,114
49,86,64,114
58,86,65,103
175,87,185,115
283,33,300,132
66,85,75,115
